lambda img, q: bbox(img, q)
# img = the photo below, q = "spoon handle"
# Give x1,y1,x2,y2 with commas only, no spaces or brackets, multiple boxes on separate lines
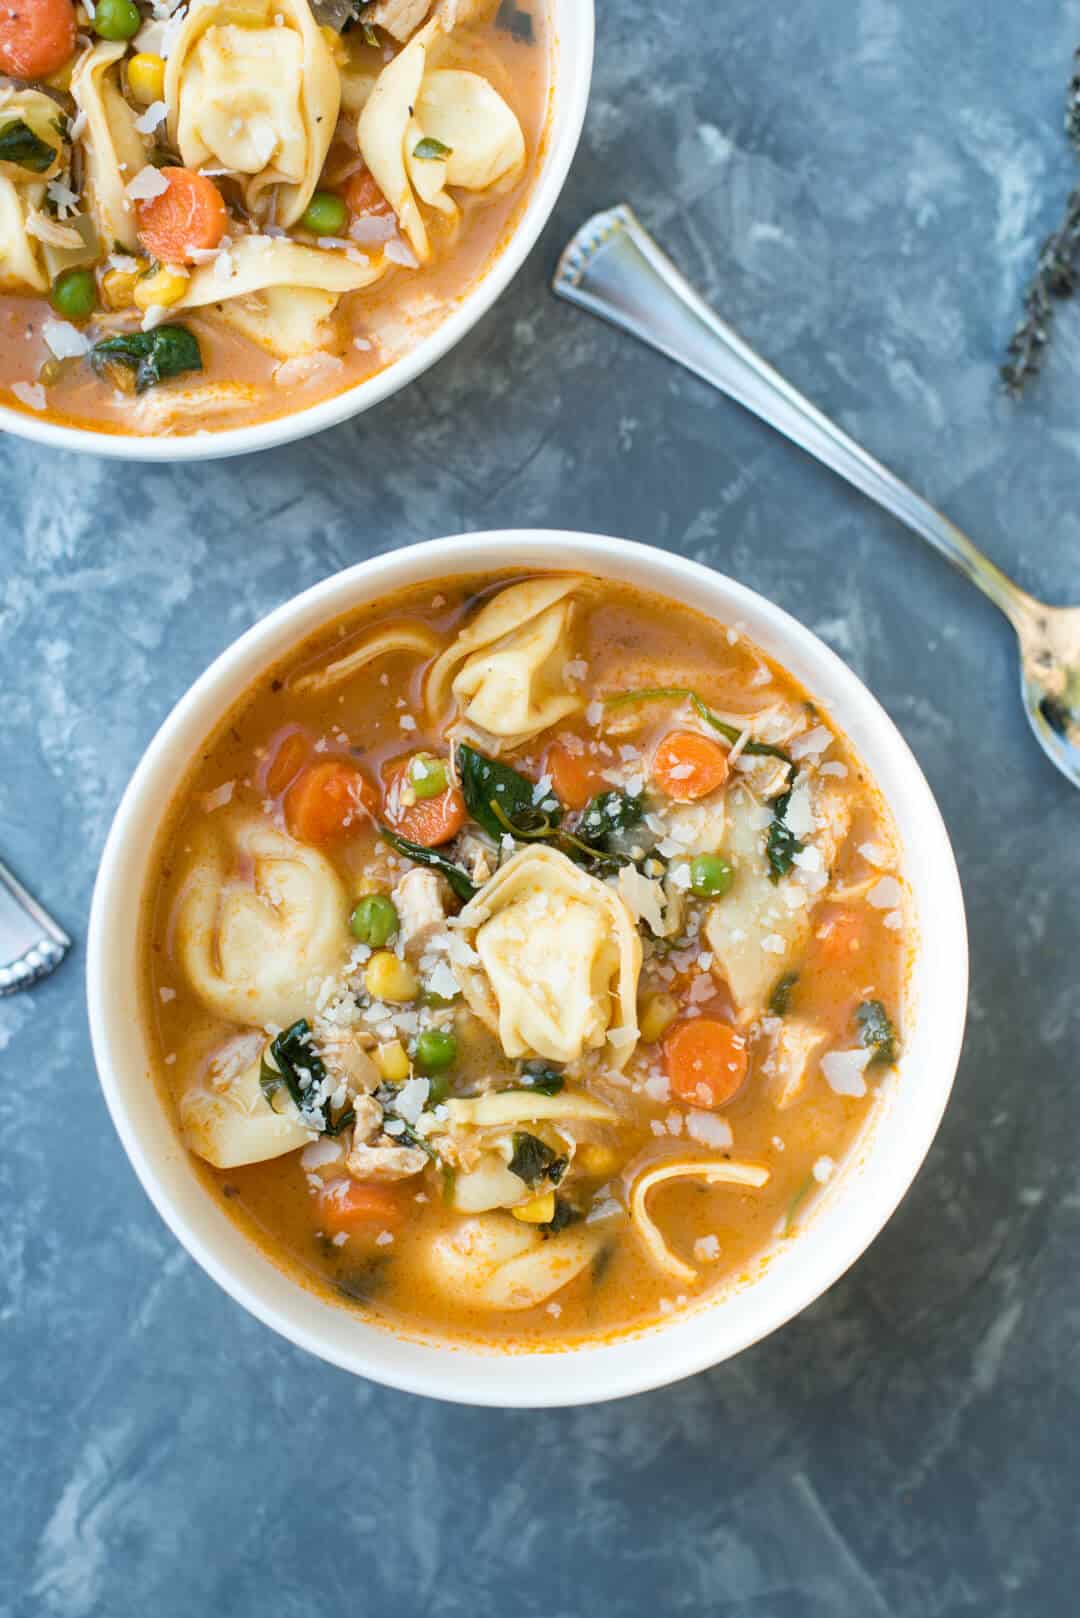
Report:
0,856,71,995
554,204,1028,625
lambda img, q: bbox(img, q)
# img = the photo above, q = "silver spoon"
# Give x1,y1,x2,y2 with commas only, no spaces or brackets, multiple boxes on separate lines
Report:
553,204,1080,789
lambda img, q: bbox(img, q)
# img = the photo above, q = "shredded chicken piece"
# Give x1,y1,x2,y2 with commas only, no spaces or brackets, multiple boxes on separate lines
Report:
366,0,430,39
346,1137,428,1181
393,866,448,954
457,832,493,885
813,784,853,871
763,1018,831,1109
347,1094,384,1143
26,209,85,249
314,1022,381,1094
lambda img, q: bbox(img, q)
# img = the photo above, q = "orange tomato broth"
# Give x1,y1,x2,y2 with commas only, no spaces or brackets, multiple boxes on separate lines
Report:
141,574,912,1349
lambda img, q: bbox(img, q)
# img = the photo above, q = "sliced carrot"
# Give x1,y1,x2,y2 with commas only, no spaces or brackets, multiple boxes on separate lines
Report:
0,0,76,80
382,755,466,848
136,167,228,266
320,1180,406,1235
544,738,606,810
815,908,867,963
345,167,392,218
651,729,730,802
285,760,377,844
664,1018,749,1109
264,730,309,798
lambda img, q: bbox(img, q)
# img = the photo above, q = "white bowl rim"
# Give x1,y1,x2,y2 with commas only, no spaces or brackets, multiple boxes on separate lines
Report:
87,530,968,1406
0,0,594,463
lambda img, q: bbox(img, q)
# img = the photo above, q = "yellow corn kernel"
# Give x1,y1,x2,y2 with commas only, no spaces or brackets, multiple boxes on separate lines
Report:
101,268,139,311
126,52,166,106
374,1040,411,1083
575,1142,619,1179
512,1191,556,1225
44,60,73,92
364,950,419,1004
639,991,679,1045
133,267,190,312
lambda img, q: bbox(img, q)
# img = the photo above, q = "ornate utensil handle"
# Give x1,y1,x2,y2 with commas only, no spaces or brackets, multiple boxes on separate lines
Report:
0,857,71,995
554,204,1029,626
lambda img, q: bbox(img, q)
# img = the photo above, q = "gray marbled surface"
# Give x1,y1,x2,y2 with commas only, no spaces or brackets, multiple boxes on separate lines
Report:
4,1,1080,1612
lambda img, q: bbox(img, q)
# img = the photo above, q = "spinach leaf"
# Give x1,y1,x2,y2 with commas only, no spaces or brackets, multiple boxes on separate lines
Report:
374,1081,455,1198
765,786,804,883
260,1018,354,1136
508,1131,562,1187
542,1197,582,1234
91,325,203,394
514,1062,564,1096
856,999,899,1067
605,686,794,766
579,789,644,852
590,1241,615,1286
458,743,561,841
496,0,534,43
768,972,799,1017
378,825,477,901
0,118,57,173
335,1256,390,1304
784,1172,815,1234
413,136,452,160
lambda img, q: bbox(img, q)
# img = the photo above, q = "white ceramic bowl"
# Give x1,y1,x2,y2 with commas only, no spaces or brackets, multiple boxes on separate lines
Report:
0,2,593,463
87,532,968,1405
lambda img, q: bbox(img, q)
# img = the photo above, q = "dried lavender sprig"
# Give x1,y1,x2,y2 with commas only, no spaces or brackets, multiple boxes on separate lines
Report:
1001,48,1080,395
1002,187,1080,395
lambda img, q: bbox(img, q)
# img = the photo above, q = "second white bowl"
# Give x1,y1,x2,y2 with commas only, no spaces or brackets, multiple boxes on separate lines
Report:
87,531,968,1404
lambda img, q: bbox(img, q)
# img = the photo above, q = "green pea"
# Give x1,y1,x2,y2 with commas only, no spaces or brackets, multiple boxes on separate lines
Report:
300,191,348,237
93,0,141,40
689,852,735,898
49,268,96,322
415,1029,457,1074
350,893,399,947
425,1072,450,1107
409,754,449,800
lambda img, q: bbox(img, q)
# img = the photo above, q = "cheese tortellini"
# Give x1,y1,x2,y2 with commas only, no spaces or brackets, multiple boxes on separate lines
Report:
454,846,642,1068
704,783,810,1018
358,18,525,263
71,43,148,254
0,90,71,293
423,1214,599,1310
175,816,349,1028
175,237,382,357
425,577,583,748
178,1030,311,1168
165,0,339,228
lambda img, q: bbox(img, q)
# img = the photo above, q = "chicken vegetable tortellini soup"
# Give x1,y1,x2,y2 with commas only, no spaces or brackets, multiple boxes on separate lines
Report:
0,0,547,433
144,573,913,1346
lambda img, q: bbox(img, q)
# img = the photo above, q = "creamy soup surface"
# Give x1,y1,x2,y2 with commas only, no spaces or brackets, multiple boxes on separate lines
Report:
0,0,549,435
143,573,912,1348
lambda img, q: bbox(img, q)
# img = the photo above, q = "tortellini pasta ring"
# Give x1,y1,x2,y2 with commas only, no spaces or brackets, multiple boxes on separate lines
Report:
291,621,443,697
423,1214,600,1310
629,1159,771,1285
425,576,584,747
70,42,148,253
454,845,642,1069
178,1030,311,1168
175,815,350,1029
165,0,340,228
